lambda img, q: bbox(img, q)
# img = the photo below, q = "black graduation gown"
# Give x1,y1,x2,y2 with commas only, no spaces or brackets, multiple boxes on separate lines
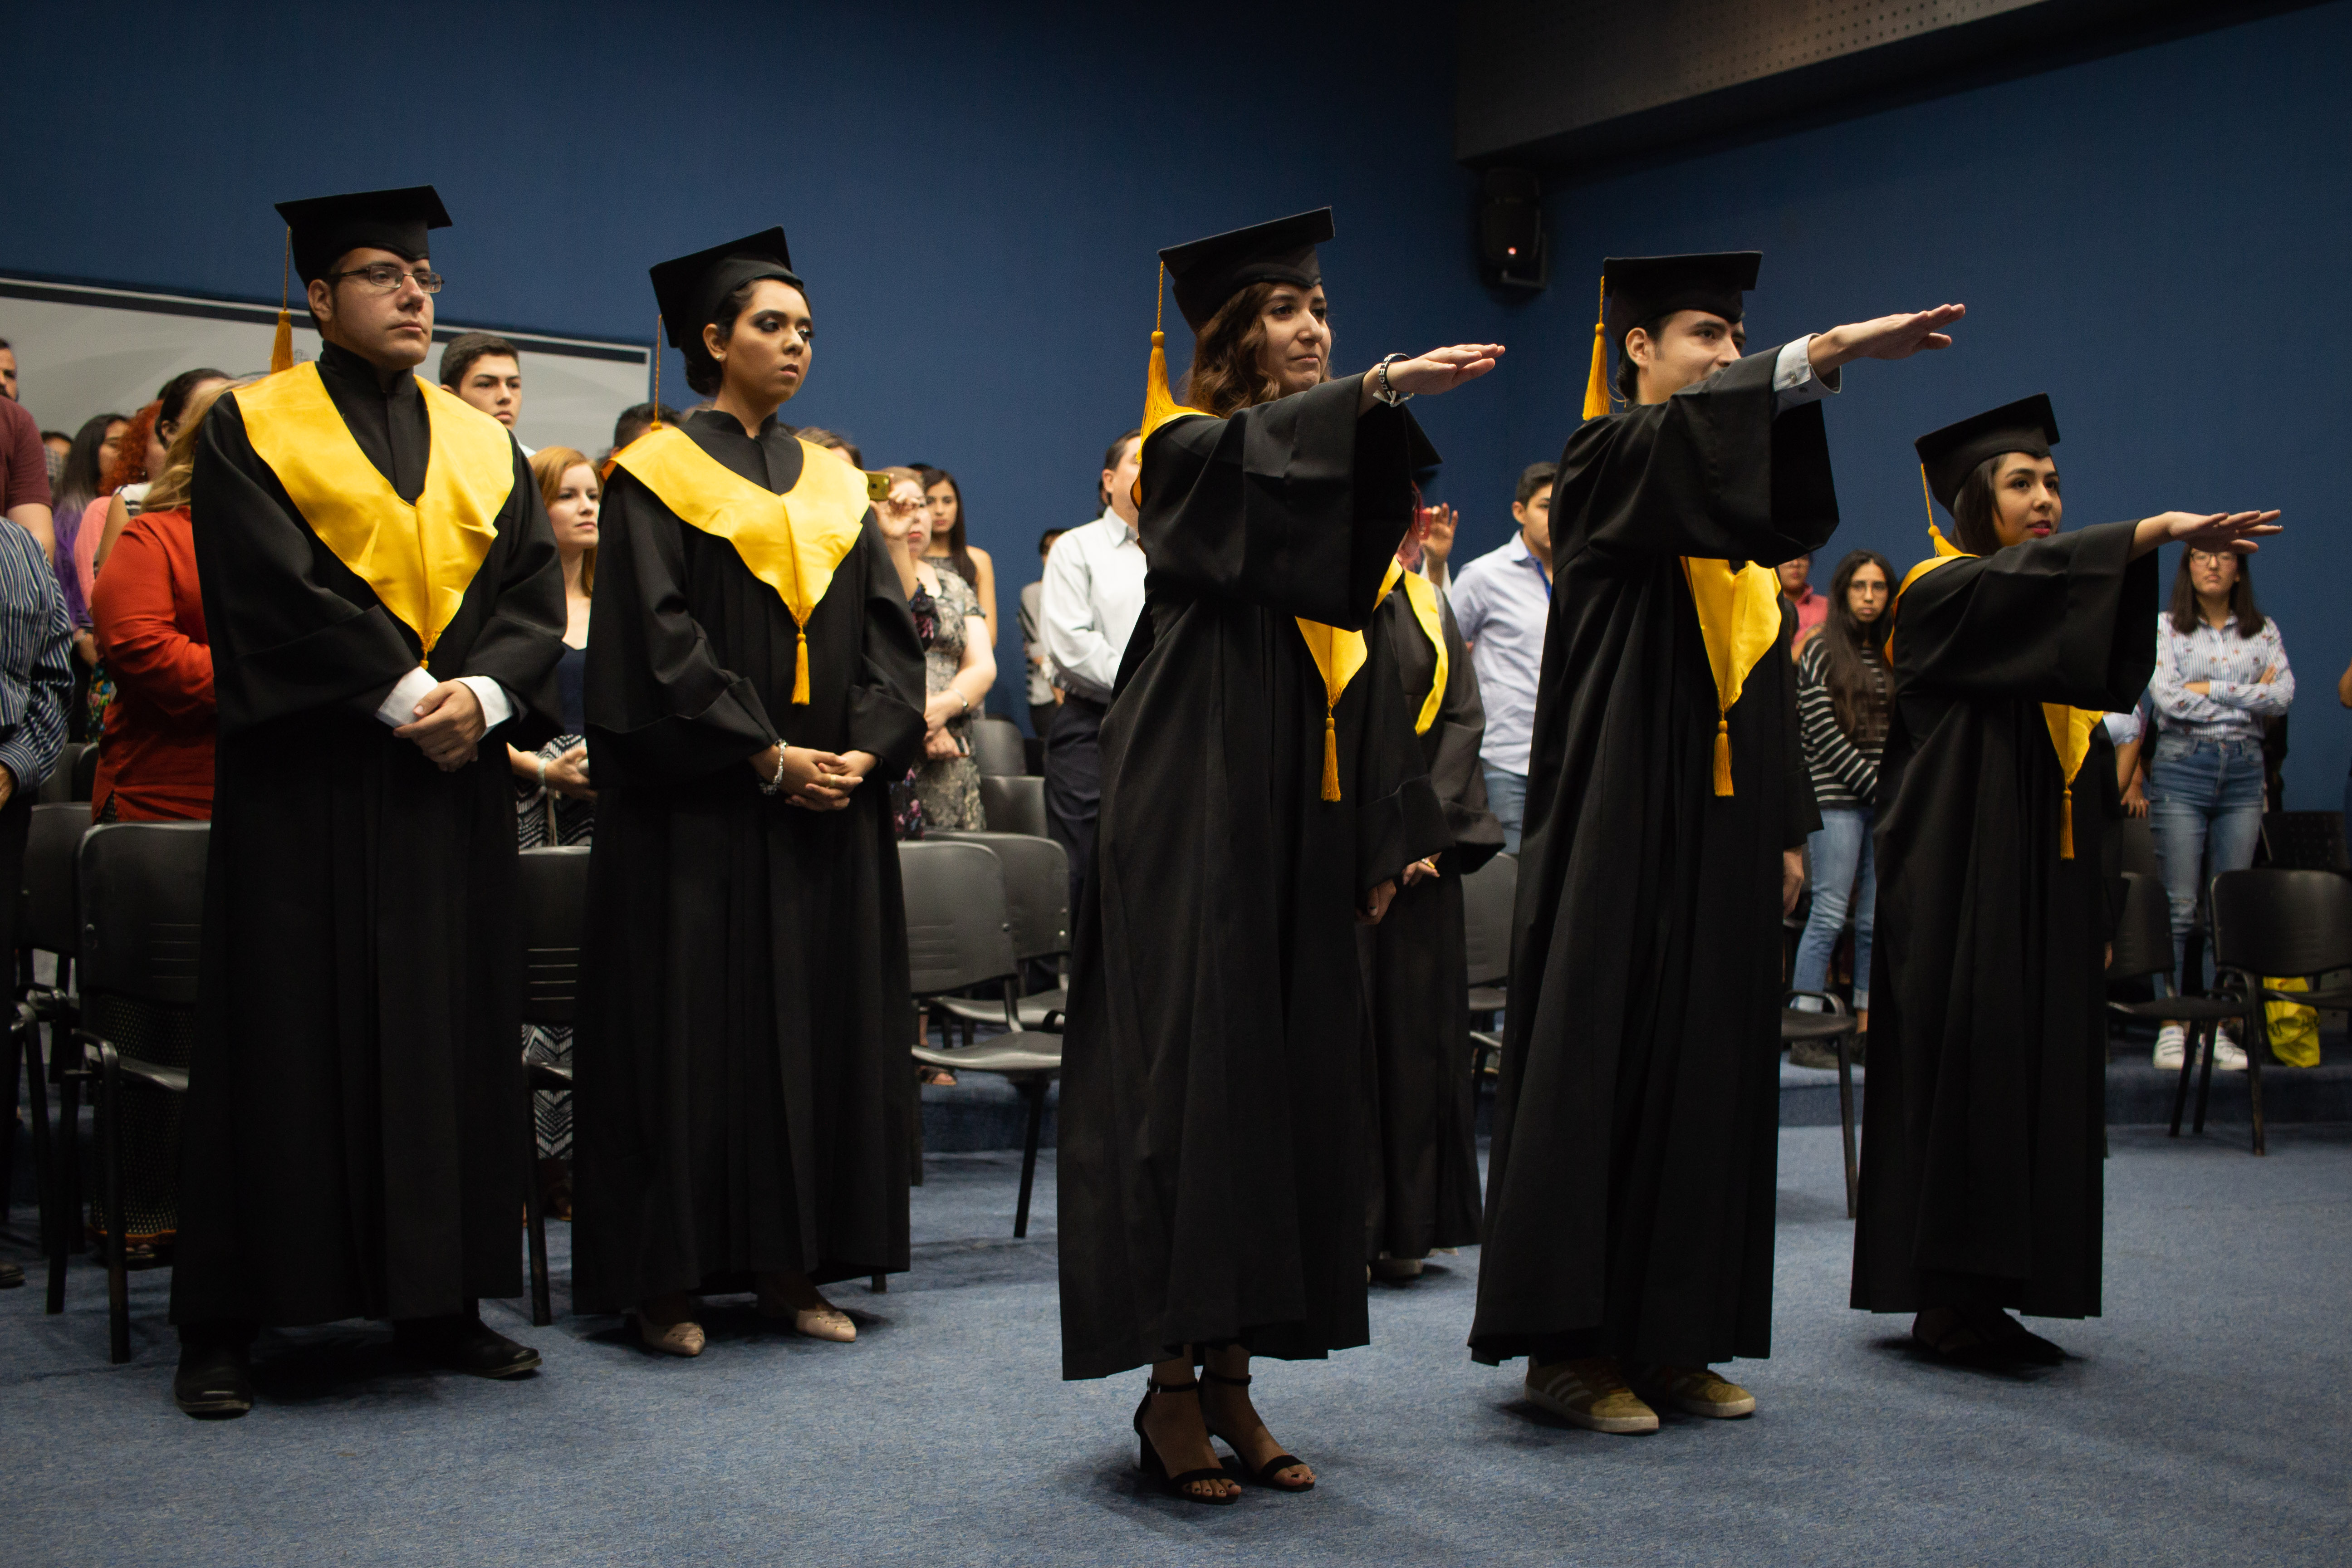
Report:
1852,521,2154,1318
570,411,926,1313
1470,347,1833,1367
173,343,567,1328
1360,577,1502,1261
1057,377,1449,1380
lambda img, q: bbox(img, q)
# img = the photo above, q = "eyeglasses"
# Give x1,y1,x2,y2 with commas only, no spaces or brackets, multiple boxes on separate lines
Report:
324,263,444,295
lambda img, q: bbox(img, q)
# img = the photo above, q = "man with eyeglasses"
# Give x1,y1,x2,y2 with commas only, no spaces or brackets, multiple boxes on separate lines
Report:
169,186,568,1418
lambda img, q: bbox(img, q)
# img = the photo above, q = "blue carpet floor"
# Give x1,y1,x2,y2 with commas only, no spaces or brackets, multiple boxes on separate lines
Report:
1,1122,2346,1566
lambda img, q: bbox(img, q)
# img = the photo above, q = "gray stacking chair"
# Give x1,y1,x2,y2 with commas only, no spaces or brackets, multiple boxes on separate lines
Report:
1779,994,1861,1218
2207,869,2352,1156
14,803,86,1305
1461,852,1514,1075
2099,871,2243,1143
967,718,1029,779
978,774,1049,838
516,846,590,1327
930,831,1070,1036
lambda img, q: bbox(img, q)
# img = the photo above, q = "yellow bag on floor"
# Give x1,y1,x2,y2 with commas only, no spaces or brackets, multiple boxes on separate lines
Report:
2264,976,2319,1068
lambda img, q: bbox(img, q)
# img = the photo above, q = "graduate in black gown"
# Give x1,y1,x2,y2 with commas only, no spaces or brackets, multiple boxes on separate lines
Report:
570,229,926,1358
1361,521,1501,1279
1852,396,2278,1362
172,187,568,1417
1470,251,1967,1434
1057,209,1495,1503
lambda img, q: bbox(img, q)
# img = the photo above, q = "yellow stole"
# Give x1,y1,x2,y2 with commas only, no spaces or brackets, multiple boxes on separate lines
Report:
1381,557,1448,735
236,364,515,657
1894,523,2101,858
1680,557,1786,796
610,425,871,704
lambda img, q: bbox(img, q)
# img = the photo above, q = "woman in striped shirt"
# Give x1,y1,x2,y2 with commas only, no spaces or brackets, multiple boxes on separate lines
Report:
1789,549,1896,1061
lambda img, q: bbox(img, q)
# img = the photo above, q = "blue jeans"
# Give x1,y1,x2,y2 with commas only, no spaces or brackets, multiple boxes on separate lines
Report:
1793,807,1874,1010
1484,764,1528,855
2146,733,2265,993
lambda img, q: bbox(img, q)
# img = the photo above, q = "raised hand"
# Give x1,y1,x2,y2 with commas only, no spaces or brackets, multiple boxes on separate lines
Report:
2132,510,2282,559
1381,345,1507,397
1809,305,1966,373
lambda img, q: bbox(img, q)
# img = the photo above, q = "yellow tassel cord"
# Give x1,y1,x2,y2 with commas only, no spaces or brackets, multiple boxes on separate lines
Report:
270,227,294,374
1582,276,1611,421
2059,784,2075,860
1321,710,1341,801
1713,718,1734,797
793,627,812,705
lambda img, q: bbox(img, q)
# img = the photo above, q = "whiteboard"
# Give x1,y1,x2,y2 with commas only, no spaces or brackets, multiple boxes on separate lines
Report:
0,274,651,458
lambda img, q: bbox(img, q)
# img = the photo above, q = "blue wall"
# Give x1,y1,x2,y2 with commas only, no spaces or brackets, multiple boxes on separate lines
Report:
1,0,1509,729
1479,1,2352,807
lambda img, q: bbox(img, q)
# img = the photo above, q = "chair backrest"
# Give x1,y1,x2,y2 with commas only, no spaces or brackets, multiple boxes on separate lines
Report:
1460,851,1517,988
78,822,208,1007
2260,811,2349,872
2106,871,2172,982
980,773,1049,838
2211,868,2352,980
897,840,1018,997
969,717,1028,778
2114,813,2160,881
20,802,89,956
517,846,591,1025
73,742,99,802
35,743,90,806
929,830,1069,963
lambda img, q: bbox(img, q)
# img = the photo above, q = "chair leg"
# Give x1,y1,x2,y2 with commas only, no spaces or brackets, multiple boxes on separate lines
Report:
98,1048,130,1365
0,1015,20,1222
21,1014,54,1263
2244,1002,2266,1157
1835,1030,1858,1221
2192,1022,2216,1136
1013,1078,1046,1240
2169,1020,2196,1137
48,1068,79,1315
524,1076,551,1328
868,1273,887,1294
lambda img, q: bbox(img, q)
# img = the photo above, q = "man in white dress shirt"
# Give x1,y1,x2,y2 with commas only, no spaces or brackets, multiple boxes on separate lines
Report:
1039,429,1146,910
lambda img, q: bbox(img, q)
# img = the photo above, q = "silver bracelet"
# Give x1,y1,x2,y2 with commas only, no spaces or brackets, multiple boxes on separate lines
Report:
757,743,790,795
535,755,549,790
1374,354,1413,407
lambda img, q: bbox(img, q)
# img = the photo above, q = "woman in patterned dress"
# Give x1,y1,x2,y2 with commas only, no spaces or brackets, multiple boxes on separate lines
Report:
905,480,994,831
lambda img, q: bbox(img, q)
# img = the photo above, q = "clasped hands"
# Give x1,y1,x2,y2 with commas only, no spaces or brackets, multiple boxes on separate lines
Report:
756,743,877,811
393,681,486,772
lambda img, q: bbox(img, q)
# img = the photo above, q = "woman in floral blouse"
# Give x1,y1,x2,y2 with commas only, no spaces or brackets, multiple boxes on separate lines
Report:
2145,546,2293,1071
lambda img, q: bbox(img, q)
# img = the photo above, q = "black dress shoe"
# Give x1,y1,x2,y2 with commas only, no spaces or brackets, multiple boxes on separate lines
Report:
393,1316,543,1378
0,1260,24,1289
173,1342,255,1418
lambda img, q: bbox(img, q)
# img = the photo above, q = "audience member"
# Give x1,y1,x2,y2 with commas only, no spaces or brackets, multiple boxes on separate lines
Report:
51,413,126,694
1418,499,1460,596
0,362,55,558
1039,428,1145,910
0,338,16,399
505,445,598,1219
440,332,527,449
1778,549,1828,648
872,468,932,845
2145,545,2294,1071
41,430,71,486
797,426,862,467
1449,461,1554,852
900,468,993,829
1788,549,1894,1062
915,465,997,647
610,400,678,453
97,370,230,574
1019,527,1066,734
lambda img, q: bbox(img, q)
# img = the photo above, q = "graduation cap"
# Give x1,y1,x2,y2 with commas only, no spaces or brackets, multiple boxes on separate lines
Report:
1582,250,1762,419
1160,208,1333,334
647,227,804,379
1913,393,2060,514
274,186,451,287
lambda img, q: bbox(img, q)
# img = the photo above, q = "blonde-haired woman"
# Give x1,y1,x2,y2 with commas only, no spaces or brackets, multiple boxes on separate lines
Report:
508,444,598,1216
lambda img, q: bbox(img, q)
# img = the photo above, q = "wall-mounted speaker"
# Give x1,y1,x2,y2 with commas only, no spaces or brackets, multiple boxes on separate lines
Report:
1477,168,1547,293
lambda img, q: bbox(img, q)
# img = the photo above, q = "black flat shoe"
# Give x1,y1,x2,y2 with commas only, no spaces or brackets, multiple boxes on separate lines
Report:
0,1260,23,1289
1132,1377,1238,1505
173,1342,254,1418
1200,1369,1313,1491
393,1316,543,1379
1965,1307,2066,1366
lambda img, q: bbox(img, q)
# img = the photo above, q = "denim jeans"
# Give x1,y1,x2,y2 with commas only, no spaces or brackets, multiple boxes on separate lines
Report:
2146,733,2265,993
1793,807,1874,1010
1484,764,1528,855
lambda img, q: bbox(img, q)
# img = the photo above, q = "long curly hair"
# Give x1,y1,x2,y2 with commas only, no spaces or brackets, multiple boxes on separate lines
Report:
1817,549,1896,746
1178,281,1303,417
103,402,159,494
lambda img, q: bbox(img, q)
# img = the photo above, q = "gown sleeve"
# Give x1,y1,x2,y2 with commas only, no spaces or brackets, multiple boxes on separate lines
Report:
450,446,567,740
1552,344,1838,568
1138,374,1437,631
840,520,928,775
1778,608,1823,848
1892,520,2159,710
1430,591,1504,873
582,468,781,786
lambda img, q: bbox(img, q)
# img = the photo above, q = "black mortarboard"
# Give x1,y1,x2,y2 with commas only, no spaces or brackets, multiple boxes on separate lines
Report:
1914,394,2060,513
647,228,804,375
1159,209,1333,333
274,186,451,286
1601,251,1762,348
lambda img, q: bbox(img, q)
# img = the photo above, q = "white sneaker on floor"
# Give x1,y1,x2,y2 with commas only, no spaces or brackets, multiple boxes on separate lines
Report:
2212,1026,2249,1072
2152,1024,2186,1071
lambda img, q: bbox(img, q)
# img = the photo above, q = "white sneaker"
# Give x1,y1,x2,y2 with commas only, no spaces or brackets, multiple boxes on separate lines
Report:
2211,1025,2249,1073
2152,1024,2186,1071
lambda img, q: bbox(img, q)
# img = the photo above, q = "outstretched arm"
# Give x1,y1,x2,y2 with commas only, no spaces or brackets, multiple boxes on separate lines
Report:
1805,305,1967,374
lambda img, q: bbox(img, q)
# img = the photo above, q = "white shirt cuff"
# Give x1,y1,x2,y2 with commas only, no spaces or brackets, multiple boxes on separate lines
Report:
459,675,514,731
1773,337,1841,410
373,666,438,727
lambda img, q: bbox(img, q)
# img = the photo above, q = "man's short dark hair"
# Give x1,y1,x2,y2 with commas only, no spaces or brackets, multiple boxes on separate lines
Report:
1038,528,1066,557
612,402,680,451
1515,461,1558,508
440,332,520,389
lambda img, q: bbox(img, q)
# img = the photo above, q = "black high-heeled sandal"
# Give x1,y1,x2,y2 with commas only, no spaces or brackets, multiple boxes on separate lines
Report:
1200,1368,1314,1492
1132,1377,1238,1504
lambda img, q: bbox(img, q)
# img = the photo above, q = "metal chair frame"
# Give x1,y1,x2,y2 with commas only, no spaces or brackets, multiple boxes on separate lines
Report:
1781,990,1860,1218
514,846,590,1328
2205,867,2352,1156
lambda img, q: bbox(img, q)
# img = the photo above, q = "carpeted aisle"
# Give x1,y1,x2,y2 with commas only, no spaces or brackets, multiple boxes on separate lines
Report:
0,1125,2345,1566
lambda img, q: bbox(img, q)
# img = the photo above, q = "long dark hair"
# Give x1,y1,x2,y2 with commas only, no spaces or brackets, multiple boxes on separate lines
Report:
1179,280,1294,417
2167,549,2264,638
56,411,126,519
1819,549,1896,746
913,465,979,588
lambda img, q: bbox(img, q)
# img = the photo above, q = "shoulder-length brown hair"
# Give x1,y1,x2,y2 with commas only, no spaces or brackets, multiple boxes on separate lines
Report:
2167,548,2264,637
529,445,599,593
1179,280,1320,417
1818,549,1896,745
140,379,250,512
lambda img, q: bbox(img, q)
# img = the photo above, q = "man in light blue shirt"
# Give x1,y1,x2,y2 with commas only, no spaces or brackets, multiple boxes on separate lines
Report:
1449,461,1555,851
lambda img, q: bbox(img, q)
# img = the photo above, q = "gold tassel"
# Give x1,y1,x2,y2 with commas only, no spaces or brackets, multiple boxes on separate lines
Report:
651,313,665,431
270,227,294,373
1321,709,1341,802
1142,263,1188,441
792,626,812,705
2059,784,2075,859
1713,717,1733,797
1582,276,1610,421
